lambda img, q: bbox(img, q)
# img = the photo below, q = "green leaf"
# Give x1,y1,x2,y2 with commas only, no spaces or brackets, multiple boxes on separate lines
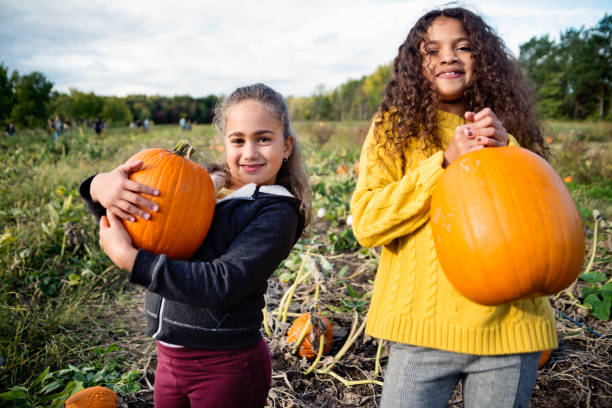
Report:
48,203,59,228
68,273,80,285
0,387,27,402
41,223,52,236
584,293,611,320
40,379,64,395
345,284,362,298
580,272,606,283
318,256,334,274
599,282,612,298
338,265,349,277
581,285,597,298
30,367,50,388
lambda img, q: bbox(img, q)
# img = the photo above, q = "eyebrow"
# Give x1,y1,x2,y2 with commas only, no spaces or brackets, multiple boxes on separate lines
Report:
424,37,471,46
227,129,275,138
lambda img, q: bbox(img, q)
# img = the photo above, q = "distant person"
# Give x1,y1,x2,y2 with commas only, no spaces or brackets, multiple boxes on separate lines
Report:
143,118,150,131
5,122,15,136
350,6,551,408
93,118,104,135
54,115,63,141
187,119,192,131
179,117,186,131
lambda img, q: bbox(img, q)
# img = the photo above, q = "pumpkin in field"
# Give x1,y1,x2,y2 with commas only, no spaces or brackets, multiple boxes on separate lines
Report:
123,140,216,260
430,146,585,306
539,349,552,369
65,386,118,408
337,164,349,175
288,312,333,359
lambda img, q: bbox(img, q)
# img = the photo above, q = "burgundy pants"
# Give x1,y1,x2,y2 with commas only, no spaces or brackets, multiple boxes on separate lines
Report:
154,338,272,408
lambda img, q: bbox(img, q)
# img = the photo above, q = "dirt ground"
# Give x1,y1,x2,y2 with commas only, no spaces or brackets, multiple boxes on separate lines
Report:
115,221,611,407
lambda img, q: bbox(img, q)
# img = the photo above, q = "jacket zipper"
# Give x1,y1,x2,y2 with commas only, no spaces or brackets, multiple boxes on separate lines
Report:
153,298,166,338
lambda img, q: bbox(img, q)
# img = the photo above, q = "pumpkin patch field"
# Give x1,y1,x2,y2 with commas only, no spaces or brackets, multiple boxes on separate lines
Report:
0,121,610,407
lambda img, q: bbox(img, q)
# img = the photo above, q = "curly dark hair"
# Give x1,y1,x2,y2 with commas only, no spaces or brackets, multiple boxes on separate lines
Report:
377,6,548,163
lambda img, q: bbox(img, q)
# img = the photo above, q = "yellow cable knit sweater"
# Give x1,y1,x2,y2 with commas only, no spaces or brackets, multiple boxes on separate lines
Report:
350,110,557,355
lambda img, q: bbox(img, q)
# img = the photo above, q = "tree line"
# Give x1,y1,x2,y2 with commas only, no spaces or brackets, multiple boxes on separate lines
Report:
1,13,610,131
0,63,220,130
519,14,611,120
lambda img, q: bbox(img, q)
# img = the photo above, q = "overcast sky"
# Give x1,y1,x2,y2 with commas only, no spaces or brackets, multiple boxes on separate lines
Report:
0,0,609,98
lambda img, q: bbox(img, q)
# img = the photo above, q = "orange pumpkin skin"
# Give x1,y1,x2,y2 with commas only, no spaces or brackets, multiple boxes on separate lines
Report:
287,312,333,359
65,386,118,408
430,146,585,306
123,147,216,260
538,349,552,369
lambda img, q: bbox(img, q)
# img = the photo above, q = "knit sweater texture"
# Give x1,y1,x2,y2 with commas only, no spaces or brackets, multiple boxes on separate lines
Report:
350,110,557,355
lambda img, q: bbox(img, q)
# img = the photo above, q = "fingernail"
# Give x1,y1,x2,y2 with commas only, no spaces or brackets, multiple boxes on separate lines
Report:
152,204,159,212
477,137,482,142
144,213,150,220
130,217,135,222
153,190,160,196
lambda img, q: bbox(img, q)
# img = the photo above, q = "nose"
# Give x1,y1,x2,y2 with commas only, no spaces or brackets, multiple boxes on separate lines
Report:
440,48,458,64
243,140,259,160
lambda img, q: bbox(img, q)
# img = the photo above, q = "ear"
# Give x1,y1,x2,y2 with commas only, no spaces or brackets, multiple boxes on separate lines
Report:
284,136,294,159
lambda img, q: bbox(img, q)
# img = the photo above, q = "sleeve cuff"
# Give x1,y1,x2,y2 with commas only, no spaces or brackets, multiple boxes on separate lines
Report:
79,175,106,219
128,249,158,287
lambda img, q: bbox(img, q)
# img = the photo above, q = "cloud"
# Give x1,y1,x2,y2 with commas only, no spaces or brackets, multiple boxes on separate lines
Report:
0,0,608,97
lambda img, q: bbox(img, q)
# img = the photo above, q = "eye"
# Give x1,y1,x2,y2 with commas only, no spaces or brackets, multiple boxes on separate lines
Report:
257,136,272,143
457,45,471,52
229,137,244,145
425,49,439,56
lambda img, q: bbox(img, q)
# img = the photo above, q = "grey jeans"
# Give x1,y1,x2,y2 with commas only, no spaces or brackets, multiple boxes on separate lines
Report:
380,343,541,408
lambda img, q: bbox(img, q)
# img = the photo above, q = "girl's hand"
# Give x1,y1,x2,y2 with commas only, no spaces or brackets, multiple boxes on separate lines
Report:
443,124,484,167
90,160,159,222
99,210,138,271
464,108,508,147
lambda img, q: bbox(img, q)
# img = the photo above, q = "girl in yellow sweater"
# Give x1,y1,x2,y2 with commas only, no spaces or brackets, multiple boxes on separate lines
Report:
350,6,552,408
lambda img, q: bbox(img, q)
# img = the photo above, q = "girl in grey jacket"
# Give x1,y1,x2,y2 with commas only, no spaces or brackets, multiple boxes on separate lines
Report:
81,83,311,408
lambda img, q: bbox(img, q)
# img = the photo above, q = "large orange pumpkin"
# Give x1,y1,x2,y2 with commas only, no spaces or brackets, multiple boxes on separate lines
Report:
123,141,216,260
65,386,118,408
430,146,585,305
287,312,333,359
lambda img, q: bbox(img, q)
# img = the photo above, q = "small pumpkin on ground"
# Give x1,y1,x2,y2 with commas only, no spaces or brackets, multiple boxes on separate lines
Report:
430,146,585,305
65,386,118,408
539,349,552,369
123,140,216,260
288,312,333,359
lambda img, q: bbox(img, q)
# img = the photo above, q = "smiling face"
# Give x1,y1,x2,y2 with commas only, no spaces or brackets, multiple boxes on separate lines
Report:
224,99,293,190
421,16,474,115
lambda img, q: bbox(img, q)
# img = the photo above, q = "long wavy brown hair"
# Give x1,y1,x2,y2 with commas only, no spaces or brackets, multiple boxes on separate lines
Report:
376,6,548,164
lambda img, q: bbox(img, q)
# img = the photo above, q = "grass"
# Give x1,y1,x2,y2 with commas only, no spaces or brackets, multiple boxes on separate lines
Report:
0,119,609,407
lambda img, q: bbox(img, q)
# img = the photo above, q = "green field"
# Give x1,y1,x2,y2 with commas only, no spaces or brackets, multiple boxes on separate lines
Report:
0,121,610,407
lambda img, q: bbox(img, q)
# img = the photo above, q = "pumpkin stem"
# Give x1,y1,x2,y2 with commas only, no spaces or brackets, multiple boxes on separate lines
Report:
173,139,195,159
